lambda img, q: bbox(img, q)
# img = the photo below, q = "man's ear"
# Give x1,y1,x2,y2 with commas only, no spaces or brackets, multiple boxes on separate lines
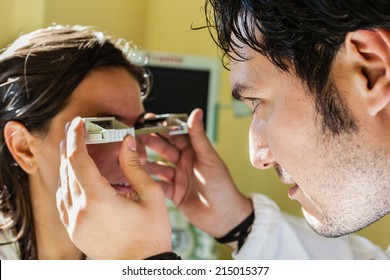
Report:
4,121,37,174
344,29,390,116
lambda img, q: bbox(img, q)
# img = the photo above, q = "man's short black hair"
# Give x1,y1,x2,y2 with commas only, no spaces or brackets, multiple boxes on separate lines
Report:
204,0,390,134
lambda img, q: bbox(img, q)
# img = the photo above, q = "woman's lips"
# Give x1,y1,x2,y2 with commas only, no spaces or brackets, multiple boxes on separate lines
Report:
111,184,139,201
111,183,133,193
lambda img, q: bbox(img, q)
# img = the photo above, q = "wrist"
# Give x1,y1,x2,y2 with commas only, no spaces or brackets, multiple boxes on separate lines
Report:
213,196,254,238
145,252,181,260
215,210,255,251
213,197,254,251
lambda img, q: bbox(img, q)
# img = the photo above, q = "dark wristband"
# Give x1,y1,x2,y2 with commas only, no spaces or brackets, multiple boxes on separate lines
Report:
145,252,181,260
215,210,255,251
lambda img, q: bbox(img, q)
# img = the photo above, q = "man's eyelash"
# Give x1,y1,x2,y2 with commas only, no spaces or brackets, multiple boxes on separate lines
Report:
250,98,261,106
245,97,263,112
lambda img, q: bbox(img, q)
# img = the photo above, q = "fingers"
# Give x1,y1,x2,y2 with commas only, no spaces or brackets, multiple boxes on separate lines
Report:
142,109,215,164
119,135,163,204
144,112,156,119
59,137,84,217
152,180,187,206
60,117,164,213
144,161,175,182
187,108,217,160
136,136,147,165
139,134,183,164
66,117,86,160
157,180,174,200
59,147,72,210
66,117,109,195
144,161,189,205
161,133,190,151
56,187,69,227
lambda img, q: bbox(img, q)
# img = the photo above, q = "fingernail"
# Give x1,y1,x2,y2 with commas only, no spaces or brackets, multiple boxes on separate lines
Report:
65,121,71,133
65,116,81,132
72,116,82,127
126,135,137,152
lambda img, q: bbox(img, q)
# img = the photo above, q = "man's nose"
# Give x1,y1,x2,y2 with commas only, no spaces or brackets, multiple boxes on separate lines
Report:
249,120,275,170
253,147,276,170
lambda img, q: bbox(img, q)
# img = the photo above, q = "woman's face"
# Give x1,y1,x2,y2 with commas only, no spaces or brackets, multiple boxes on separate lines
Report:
29,67,145,203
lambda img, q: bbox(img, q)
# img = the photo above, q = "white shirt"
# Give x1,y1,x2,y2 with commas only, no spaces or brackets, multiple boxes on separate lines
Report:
2,194,389,260
233,194,389,259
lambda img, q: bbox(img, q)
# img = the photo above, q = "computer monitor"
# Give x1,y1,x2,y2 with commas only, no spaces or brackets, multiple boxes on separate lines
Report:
142,51,220,142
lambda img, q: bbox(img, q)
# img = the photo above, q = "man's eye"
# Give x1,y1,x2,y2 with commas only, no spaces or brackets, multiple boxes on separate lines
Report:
248,98,262,113
251,98,261,107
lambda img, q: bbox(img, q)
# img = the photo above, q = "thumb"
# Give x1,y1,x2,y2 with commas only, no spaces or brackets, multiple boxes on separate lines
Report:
188,108,218,159
119,135,163,205
66,117,110,195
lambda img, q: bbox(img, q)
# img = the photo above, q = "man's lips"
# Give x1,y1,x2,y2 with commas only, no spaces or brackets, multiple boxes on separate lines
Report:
288,184,299,199
274,165,299,199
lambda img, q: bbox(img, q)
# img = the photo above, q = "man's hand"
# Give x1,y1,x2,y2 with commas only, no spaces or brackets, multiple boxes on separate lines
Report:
141,109,253,242
56,117,172,259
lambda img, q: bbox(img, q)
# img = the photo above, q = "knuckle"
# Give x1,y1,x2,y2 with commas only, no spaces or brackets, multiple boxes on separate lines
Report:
122,157,144,170
67,154,77,165
67,148,82,165
60,158,68,171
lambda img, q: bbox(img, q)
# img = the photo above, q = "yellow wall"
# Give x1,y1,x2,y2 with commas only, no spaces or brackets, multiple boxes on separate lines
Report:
44,0,147,47
0,0,45,48
1,0,389,258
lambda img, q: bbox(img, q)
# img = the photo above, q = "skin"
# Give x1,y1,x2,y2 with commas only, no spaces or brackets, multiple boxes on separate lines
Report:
9,67,147,259
139,109,254,243
60,111,249,256
55,67,172,260
54,30,390,258
229,30,390,237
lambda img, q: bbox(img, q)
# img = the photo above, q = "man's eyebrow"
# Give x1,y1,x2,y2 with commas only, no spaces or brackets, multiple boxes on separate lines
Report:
231,84,249,101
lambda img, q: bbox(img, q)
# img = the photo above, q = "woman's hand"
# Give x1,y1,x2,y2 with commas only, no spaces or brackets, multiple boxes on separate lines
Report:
56,117,172,259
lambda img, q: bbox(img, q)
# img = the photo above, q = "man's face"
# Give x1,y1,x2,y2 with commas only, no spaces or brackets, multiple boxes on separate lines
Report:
230,43,390,237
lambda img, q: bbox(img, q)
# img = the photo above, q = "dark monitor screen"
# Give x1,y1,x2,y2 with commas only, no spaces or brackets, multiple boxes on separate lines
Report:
143,66,210,130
